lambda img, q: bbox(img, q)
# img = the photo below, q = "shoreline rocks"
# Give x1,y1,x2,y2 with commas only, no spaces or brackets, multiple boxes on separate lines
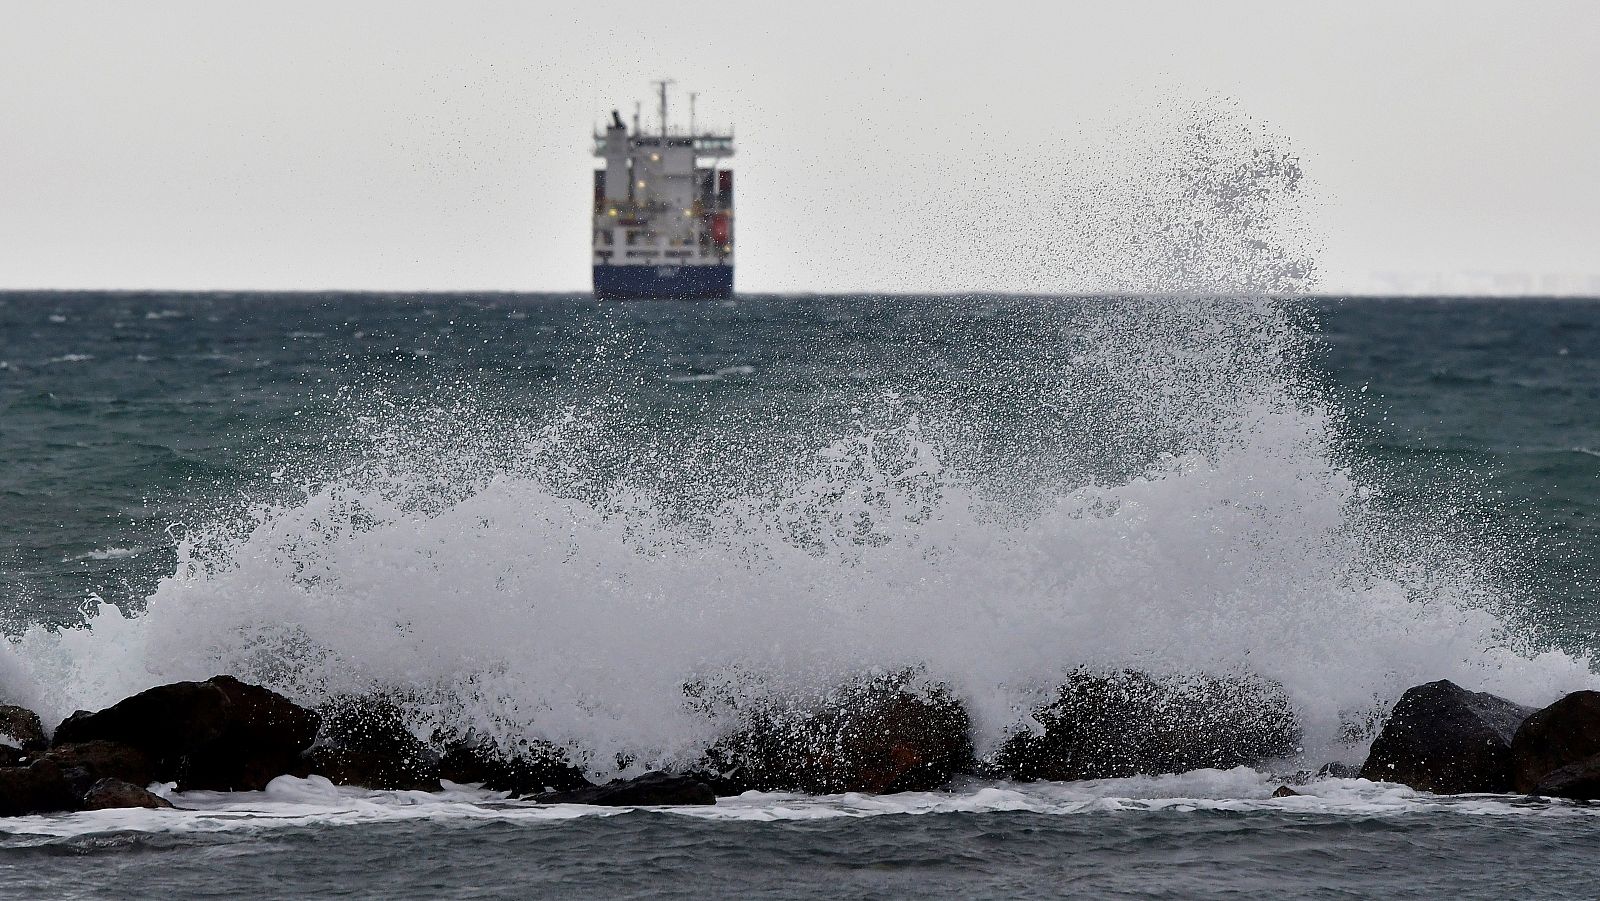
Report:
5,671,1600,816
81,778,173,810
0,705,47,767
439,736,590,795
530,771,716,806
993,669,1301,781
303,696,441,792
1509,690,1600,795
52,675,320,792
1359,680,1534,794
698,670,975,795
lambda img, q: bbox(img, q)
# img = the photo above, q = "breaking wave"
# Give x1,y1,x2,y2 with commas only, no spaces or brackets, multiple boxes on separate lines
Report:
0,102,1592,781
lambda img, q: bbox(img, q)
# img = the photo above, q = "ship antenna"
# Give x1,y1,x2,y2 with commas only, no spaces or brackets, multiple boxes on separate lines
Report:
689,91,698,137
653,78,675,137
632,101,641,136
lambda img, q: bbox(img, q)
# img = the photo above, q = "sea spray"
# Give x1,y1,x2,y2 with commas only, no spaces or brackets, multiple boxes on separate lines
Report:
1,105,1593,779
4,294,1591,777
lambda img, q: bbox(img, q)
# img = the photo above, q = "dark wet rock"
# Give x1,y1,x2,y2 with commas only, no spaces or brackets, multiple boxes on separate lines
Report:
698,671,975,794
1316,761,1361,780
178,676,321,791
0,760,78,816
55,680,229,758
531,771,716,806
52,676,319,791
1360,680,1533,794
81,778,173,810
305,696,441,791
682,767,754,797
0,705,47,755
438,737,589,794
1271,784,1300,797
0,741,160,816
993,669,1302,782
1530,753,1600,800
42,740,155,791
1510,690,1600,795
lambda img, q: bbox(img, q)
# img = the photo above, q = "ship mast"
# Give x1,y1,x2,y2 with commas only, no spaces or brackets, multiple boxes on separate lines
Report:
653,78,675,136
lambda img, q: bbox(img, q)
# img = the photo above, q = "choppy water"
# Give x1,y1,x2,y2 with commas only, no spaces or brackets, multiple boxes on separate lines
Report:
2,291,1599,897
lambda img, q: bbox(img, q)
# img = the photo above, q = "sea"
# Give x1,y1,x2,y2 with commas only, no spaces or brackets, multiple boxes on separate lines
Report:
1,291,1598,899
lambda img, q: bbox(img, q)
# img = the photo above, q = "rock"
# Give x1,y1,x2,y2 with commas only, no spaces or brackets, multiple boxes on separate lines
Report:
681,767,755,797
994,669,1301,781
699,671,975,794
0,705,47,755
42,740,155,791
177,676,321,791
531,771,716,806
438,737,589,795
304,696,441,791
1316,761,1361,780
1360,680,1533,794
55,680,229,759
1530,753,1600,800
81,778,173,810
1271,784,1300,797
0,760,77,816
52,676,320,791
1510,690,1600,794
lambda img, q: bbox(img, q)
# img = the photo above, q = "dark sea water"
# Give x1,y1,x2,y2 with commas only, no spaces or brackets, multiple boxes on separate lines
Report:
1,292,1598,898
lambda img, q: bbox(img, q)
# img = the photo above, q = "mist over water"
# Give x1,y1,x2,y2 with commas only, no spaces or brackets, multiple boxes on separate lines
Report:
0,105,1594,785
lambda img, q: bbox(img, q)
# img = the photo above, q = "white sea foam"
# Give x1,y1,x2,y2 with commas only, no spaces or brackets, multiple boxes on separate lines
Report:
69,547,143,562
1,772,1596,842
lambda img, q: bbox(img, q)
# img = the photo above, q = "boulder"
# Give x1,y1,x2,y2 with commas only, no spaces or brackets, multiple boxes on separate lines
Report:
55,680,229,758
304,696,441,791
699,671,974,794
42,740,155,791
438,737,589,794
994,669,1301,781
1316,761,1361,780
530,771,716,806
1530,753,1600,801
81,778,174,810
52,676,320,791
1271,784,1300,798
1360,680,1533,794
178,676,321,791
0,760,77,817
0,705,47,755
1509,690,1600,794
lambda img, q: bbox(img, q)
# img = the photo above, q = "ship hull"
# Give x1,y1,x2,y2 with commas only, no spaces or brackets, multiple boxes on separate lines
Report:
593,264,733,300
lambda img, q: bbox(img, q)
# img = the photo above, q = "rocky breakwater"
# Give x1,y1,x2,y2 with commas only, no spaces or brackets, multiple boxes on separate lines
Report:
992,669,1302,781
696,670,976,796
1360,680,1600,800
0,675,319,815
0,666,1329,815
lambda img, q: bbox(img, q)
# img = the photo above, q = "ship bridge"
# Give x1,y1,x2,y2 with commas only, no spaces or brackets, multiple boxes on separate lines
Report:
591,81,736,298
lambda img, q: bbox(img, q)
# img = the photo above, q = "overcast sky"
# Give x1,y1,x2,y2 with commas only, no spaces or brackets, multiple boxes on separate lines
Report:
1,1,1596,294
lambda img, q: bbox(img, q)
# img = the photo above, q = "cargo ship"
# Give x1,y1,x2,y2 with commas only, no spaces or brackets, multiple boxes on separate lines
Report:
592,81,734,299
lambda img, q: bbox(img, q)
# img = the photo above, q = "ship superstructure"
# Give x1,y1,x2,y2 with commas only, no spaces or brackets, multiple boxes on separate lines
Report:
593,81,734,299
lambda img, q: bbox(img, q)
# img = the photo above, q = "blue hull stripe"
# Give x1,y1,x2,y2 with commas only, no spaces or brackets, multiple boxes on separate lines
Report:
593,264,733,300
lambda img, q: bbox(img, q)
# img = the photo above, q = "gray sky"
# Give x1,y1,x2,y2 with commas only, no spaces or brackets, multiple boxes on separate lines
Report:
2,1,1597,294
